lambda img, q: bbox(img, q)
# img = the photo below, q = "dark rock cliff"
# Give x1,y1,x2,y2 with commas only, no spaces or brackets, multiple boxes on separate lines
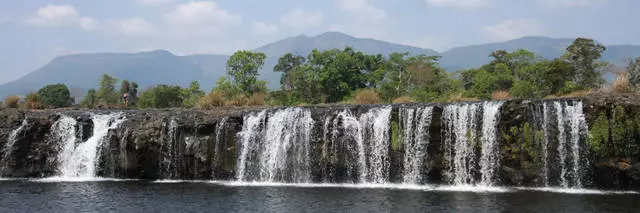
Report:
0,95,639,190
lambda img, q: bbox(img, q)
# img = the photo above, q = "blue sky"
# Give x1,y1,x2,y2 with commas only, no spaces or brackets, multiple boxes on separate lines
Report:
0,0,637,84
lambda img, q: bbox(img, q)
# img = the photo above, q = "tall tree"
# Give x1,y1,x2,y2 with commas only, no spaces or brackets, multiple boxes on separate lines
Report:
182,81,205,108
627,57,640,88
274,53,306,90
81,89,97,108
226,50,267,94
564,37,607,89
37,84,73,108
96,74,119,104
130,82,139,106
120,80,131,95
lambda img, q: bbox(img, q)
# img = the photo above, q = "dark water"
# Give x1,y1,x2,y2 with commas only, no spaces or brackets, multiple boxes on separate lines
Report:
0,180,638,213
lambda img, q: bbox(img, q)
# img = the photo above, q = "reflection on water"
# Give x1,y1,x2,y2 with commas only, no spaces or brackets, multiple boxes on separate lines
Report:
0,180,638,212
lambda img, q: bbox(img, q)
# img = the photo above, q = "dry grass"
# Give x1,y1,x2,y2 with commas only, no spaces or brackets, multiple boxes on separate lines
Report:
447,93,480,102
353,89,381,105
229,94,249,106
3,96,20,108
559,90,592,98
392,96,414,104
612,72,632,93
23,92,43,109
247,93,266,106
491,90,512,100
197,92,225,109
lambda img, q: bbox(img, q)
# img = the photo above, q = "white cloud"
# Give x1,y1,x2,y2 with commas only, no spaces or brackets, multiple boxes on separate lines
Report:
336,0,386,20
135,0,172,6
332,0,388,40
425,0,490,8
539,0,609,7
483,19,544,42
118,17,156,36
252,22,278,35
279,8,323,28
165,1,241,36
26,4,96,31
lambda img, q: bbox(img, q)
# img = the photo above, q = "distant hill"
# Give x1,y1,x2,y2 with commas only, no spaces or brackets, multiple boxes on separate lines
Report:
1,32,640,99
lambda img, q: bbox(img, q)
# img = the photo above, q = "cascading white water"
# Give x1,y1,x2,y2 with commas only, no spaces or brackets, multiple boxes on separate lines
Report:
164,118,179,178
402,106,433,184
333,110,366,183
236,108,313,183
443,103,480,185
212,117,228,177
360,106,392,183
541,102,551,186
566,101,586,188
554,102,568,187
0,119,28,174
236,111,266,181
479,101,503,186
539,100,587,188
57,113,125,178
52,115,79,175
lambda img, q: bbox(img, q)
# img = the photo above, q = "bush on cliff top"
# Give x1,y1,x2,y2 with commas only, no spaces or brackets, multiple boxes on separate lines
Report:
352,89,380,105
3,96,20,108
197,91,225,109
24,92,43,109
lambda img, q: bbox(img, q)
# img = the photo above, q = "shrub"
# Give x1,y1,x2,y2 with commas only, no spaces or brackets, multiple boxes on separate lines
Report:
24,92,43,109
353,89,380,105
229,94,249,106
248,93,266,106
560,90,592,98
392,96,414,104
447,93,479,102
491,90,512,100
4,96,20,108
37,84,73,108
197,92,225,109
612,72,632,93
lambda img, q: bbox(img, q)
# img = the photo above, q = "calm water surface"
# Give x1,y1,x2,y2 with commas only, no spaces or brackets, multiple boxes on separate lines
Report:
0,180,638,213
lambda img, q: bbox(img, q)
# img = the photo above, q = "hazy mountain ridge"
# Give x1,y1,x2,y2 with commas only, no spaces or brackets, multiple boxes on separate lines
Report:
1,32,639,98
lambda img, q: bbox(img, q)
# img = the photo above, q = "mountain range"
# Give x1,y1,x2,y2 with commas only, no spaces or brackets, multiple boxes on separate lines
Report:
1,31,639,99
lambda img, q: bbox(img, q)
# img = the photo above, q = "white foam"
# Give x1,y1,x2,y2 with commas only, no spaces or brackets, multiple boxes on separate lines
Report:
210,181,512,193
152,179,211,183
514,187,639,195
32,177,138,182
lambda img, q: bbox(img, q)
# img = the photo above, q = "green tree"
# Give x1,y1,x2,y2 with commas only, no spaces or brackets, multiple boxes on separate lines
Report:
226,50,267,94
37,84,73,108
129,82,139,106
81,89,97,108
213,76,243,100
564,37,607,89
627,57,640,88
182,81,205,108
120,80,131,95
137,85,184,109
97,74,119,105
274,53,306,90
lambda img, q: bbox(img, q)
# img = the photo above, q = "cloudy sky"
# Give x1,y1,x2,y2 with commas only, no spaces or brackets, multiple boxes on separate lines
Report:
0,0,637,84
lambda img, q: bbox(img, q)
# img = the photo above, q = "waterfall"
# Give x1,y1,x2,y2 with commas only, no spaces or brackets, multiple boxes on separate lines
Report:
401,106,433,184
56,113,125,178
479,101,503,186
163,118,179,178
236,111,266,181
236,108,313,183
361,106,392,183
0,119,28,174
212,117,228,178
566,101,587,188
443,103,481,185
541,102,550,186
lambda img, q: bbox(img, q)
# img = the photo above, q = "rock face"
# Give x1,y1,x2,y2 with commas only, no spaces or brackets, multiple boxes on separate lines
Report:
0,96,639,190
